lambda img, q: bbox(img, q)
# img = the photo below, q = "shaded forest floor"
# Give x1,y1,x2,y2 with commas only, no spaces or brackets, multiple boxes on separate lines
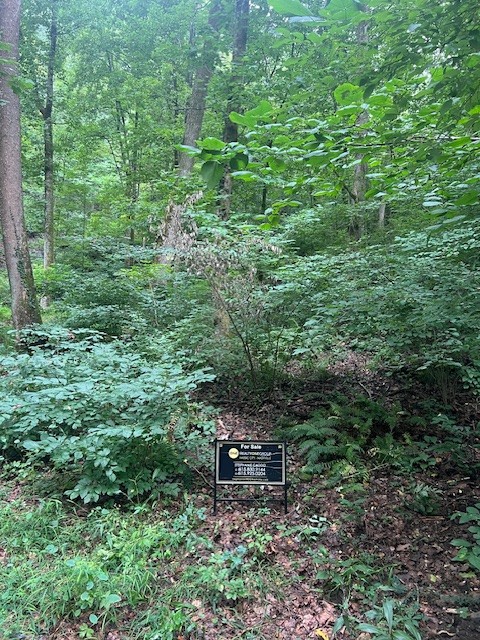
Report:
1,360,479,640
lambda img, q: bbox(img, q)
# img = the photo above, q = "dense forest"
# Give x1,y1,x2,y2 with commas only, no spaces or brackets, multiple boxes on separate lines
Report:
0,0,479,638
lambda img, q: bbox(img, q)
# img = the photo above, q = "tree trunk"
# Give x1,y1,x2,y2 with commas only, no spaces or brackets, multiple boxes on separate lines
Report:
41,1,57,269
178,65,212,177
349,11,369,240
218,0,249,219
0,0,41,329
178,0,222,177
378,201,386,229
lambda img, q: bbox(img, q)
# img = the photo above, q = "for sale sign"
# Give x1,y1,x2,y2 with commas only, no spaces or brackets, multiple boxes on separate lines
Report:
215,440,286,485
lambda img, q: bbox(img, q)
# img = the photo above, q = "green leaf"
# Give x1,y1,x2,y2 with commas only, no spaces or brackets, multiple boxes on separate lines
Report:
307,32,324,44
448,137,471,148
334,82,364,105
229,111,254,127
467,552,480,571
368,93,393,107
199,137,225,151
267,156,287,172
231,170,258,182
455,191,478,206
268,0,312,17
230,153,249,171
44,544,58,554
201,161,224,189
332,616,345,633
102,593,122,606
10,76,35,95
89,614,99,624
383,599,394,631
451,538,471,547
357,623,381,633
246,100,274,118
404,621,422,640
467,53,480,67
176,144,201,156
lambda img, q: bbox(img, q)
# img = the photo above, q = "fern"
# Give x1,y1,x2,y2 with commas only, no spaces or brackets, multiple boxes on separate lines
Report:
283,413,350,469
281,408,372,478
279,395,398,478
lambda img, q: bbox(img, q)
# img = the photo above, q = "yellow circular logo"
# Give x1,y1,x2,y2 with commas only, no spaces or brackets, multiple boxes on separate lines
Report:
228,447,240,459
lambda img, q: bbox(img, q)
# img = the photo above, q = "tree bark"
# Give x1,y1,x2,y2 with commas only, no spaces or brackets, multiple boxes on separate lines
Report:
178,0,223,177
218,0,249,219
41,0,57,269
378,201,386,229
0,0,41,329
349,11,369,240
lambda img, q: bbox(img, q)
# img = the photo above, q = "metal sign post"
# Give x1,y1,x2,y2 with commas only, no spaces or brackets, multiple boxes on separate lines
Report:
213,440,288,514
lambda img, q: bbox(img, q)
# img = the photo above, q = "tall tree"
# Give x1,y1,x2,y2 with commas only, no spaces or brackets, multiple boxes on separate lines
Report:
0,0,41,329
218,0,250,218
22,0,60,268
349,1,369,239
178,0,223,177
38,0,58,268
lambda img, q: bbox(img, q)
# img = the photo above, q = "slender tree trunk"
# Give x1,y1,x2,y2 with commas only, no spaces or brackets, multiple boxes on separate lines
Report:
41,1,57,269
218,0,249,219
178,0,222,177
0,0,41,329
107,51,140,243
378,201,386,229
223,0,249,147
349,11,369,240
261,185,268,213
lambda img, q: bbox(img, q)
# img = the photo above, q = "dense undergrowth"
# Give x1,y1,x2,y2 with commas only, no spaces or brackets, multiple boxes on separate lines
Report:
1,212,479,638
1,216,479,502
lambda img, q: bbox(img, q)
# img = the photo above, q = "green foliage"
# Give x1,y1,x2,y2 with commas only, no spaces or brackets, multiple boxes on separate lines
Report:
282,395,397,476
312,546,423,639
186,546,251,606
0,327,214,502
315,550,386,599
405,481,443,516
353,597,423,640
166,231,299,392
451,503,480,572
287,412,356,475
0,496,210,637
277,220,480,399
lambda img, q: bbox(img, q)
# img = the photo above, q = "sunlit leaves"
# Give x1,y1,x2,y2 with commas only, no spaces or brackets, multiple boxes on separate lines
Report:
268,0,312,17
198,137,225,151
230,100,274,128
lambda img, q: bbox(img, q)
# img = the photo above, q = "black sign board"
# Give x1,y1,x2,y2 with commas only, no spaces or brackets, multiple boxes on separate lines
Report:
213,440,287,513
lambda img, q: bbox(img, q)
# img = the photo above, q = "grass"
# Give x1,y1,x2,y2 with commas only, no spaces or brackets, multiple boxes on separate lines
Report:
0,482,284,639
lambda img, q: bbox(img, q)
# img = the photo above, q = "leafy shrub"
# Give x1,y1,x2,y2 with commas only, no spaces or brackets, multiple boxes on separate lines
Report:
277,220,480,399
175,235,298,391
0,327,214,502
451,503,480,572
406,481,443,515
